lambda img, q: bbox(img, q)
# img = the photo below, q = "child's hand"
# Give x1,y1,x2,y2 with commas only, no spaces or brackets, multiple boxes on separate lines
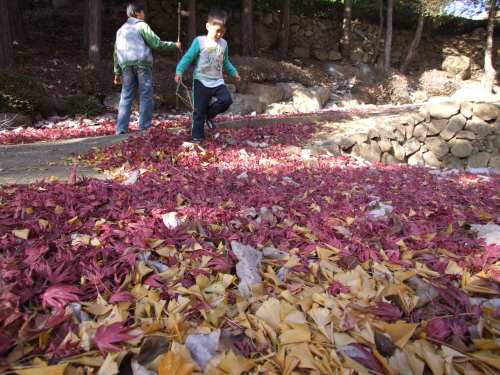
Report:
174,74,182,83
234,74,241,83
114,75,122,85
175,42,181,49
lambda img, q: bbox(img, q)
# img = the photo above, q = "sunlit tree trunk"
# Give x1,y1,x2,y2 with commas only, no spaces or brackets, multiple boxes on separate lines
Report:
88,0,101,63
277,0,291,59
8,0,30,46
484,0,496,93
0,0,13,68
241,0,254,56
340,0,352,63
399,3,425,74
371,0,384,64
187,0,196,48
384,0,393,68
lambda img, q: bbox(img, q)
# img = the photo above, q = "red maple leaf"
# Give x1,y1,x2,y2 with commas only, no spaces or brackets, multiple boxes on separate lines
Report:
91,321,142,356
369,302,404,322
42,284,81,309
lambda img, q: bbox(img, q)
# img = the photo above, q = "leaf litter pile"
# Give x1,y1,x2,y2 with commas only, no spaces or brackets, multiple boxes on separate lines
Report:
2,121,500,375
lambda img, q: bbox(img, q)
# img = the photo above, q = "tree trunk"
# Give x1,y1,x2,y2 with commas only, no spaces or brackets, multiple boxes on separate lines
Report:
371,0,384,64
8,0,30,46
88,0,101,63
187,0,196,48
340,0,352,63
484,0,496,93
383,0,393,68
277,0,291,59
0,0,14,68
83,0,89,49
399,3,424,74
241,0,254,56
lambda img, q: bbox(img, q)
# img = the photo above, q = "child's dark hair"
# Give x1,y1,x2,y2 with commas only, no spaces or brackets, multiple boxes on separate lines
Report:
127,1,145,18
207,10,228,27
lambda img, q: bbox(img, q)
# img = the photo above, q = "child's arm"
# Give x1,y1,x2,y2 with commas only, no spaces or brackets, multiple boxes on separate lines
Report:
175,38,201,82
223,46,241,82
140,23,180,51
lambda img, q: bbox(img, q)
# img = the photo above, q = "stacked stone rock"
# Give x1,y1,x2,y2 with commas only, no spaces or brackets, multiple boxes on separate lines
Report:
143,0,499,71
311,102,500,171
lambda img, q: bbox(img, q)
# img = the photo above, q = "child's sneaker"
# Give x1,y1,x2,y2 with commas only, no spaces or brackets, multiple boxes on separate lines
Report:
193,138,203,146
206,117,216,130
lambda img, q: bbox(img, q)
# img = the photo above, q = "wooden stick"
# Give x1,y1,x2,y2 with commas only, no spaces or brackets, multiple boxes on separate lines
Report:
176,2,181,110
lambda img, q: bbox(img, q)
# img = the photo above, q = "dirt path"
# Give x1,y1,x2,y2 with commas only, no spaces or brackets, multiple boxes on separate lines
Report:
0,110,406,186
0,134,132,185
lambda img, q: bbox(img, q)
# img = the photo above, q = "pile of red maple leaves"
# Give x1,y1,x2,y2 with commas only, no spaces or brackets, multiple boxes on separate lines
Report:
1,121,500,375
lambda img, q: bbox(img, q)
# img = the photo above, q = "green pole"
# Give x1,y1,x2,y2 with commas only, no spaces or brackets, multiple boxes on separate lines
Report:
176,2,181,111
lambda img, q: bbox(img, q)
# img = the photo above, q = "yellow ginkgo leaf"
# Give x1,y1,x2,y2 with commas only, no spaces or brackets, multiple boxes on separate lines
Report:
13,229,30,240
15,364,67,375
158,351,194,375
217,350,255,375
67,217,82,226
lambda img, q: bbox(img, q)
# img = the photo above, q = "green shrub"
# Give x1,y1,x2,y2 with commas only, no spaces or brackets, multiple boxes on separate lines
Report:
0,69,48,115
76,62,116,99
64,94,103,117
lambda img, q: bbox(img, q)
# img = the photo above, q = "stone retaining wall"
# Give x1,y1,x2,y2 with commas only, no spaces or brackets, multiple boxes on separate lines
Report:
310,102,500,170
144,0,500,72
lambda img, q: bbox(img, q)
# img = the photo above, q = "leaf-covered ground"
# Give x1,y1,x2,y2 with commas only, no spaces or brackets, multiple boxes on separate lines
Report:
1,121,500,375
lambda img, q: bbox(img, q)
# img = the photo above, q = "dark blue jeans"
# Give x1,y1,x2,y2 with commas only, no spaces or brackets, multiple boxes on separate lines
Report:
191,80,233,139
116,65,154,132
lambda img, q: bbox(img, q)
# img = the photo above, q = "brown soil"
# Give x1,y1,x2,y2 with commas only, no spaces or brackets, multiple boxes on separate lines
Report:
11,4,329,114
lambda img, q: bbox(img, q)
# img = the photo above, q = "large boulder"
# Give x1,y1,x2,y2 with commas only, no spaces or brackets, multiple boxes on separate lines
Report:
352,142,382,163
293,87,330,113
253,23,278,49
243,83,284,105
391,141,405,161
311,49,329,61
442,55,471,80
377,135,393,152
0,113,33,129
294,47,310,59
323,62,346,80
328,51,342,61
225,93,263,115
451,139,473,158
413,123,429,142
468,152,490,169
465,118,493,136
472,103,500,121
489,156,500,170
440,114,466,141
423,151,442,168
408,151,424,166
429,102,460,119
356,63,373,83
332,135,356,150
276,82,305,101
402,138,421,156
428,119,448,136
425,137,450,159
442,154,466,170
